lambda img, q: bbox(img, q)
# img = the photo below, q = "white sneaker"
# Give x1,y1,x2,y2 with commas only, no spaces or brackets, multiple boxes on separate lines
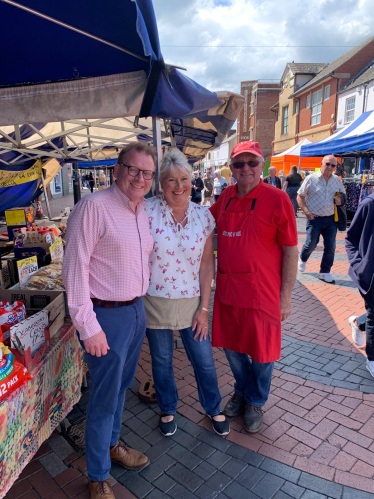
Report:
298,257,306,272
348,316,365,347
318,273,335,284
366,359,374,378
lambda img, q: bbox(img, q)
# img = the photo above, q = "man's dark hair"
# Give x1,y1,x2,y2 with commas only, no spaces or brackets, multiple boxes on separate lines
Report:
118,142,156,166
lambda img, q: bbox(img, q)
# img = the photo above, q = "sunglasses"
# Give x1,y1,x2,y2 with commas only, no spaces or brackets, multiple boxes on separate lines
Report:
324,162,337,167
232,160,262,169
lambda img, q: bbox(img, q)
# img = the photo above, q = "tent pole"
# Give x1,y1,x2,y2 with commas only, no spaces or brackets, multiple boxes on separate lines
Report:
72,161,81,205
152,116,162,194
41,168,52,219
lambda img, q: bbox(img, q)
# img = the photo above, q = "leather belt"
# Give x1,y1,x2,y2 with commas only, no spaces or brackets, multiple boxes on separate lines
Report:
91,297,139,308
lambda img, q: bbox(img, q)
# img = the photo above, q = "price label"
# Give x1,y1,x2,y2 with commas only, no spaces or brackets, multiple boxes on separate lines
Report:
50,237,64,261
17,256,38,286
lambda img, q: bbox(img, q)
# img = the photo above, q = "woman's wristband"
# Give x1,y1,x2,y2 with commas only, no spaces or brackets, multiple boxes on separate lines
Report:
200,307,209,313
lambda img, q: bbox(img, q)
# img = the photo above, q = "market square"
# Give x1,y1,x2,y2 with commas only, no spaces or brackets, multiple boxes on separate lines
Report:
1,1,374,498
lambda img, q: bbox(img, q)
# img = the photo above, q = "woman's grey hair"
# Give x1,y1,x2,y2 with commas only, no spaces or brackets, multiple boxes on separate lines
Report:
290,165,298,174
159,148,192,185
214,169,221,176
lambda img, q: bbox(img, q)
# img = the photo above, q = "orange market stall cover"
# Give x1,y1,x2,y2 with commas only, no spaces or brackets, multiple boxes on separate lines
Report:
271,139,323,175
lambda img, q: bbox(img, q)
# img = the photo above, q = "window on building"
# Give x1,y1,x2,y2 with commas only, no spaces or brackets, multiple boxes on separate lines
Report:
311,89,322,126
249,128,254,141
282,106,289,134
345,96,356,123
294,100,299,115
324,84,330,101
306,94,310,109
250,103,254,115
208,153,211,160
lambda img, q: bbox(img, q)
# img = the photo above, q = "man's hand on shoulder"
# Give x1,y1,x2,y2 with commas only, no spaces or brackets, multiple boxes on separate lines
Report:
83,330,110,357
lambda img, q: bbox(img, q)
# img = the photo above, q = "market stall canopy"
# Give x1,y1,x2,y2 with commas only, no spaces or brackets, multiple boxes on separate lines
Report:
0,91,244,167
274,138,312,156
300,111,374,158
0,0,224,125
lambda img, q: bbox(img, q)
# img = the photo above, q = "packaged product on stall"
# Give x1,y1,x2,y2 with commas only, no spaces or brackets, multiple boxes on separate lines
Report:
0,343,32,400
0,301,27,342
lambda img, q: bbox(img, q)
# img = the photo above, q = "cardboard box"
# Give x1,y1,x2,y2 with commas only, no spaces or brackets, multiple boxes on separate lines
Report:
0,289,66,339
5,207,34,240
5,207,34,227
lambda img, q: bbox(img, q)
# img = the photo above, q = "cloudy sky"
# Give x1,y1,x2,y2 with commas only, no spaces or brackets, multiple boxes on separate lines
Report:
152,0,374,94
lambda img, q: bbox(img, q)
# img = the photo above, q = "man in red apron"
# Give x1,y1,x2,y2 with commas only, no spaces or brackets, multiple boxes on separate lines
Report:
210,141,298,433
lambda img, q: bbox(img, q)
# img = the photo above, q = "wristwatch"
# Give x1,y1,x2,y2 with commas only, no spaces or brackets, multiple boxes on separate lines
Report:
200,307,209,313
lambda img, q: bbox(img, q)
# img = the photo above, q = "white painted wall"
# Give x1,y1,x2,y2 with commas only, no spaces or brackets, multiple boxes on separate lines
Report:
337,80,374,129
202,134,238,169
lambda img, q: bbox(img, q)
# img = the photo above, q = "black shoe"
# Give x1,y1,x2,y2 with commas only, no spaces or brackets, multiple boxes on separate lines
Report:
209,412,230,436
244,405,263,433
223,393,245,418
159,414,177,437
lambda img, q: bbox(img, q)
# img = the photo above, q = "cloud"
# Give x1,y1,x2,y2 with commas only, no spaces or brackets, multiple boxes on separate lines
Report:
152,0,374,93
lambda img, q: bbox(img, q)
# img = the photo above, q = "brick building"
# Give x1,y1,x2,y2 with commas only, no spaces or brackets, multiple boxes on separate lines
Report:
237,80,280,160
272,63,327,154
271,35,374,152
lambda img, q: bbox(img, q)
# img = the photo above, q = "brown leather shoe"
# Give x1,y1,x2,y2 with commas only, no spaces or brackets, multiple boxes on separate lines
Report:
89,479,114,498
110,440,149,470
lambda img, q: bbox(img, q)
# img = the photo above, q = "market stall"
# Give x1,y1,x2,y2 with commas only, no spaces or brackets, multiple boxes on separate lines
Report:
300,110,374,221
0,2,244,496
0,324,83,498
270,139,323,175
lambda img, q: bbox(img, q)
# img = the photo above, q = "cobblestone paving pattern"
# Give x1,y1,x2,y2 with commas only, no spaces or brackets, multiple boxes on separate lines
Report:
5,212,374,499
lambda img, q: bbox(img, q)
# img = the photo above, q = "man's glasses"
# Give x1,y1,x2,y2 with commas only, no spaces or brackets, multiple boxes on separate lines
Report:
120,163,156,180
324,162,337,167
232,160,262,169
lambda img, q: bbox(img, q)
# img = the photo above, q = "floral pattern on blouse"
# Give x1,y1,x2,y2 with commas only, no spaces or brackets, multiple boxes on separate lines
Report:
145,196,215,299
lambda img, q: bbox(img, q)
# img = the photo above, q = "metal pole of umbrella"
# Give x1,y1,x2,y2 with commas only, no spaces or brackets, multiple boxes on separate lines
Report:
72,161,81,205
41,168,52,219
94,168,97,191
152,116,162,195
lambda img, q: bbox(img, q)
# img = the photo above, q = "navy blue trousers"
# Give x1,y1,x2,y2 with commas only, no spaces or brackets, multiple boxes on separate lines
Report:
82,299,146,481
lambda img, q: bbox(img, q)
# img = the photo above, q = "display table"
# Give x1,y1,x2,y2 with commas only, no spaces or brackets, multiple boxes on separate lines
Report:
0,323,84,498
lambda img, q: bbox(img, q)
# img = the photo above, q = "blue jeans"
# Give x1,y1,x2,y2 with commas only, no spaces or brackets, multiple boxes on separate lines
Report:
82,299,146,482
146,328,221,416
300,215,337,273
224,349,274,407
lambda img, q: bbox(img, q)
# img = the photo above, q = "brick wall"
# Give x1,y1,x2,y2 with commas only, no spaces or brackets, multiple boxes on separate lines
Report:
298,43,374,136
298,78,336,133
253,84,280,160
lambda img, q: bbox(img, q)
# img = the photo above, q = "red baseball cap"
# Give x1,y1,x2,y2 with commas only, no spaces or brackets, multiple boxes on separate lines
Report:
231,141,264,158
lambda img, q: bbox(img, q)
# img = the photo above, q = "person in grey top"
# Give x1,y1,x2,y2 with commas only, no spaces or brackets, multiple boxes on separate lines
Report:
296,155,345,284
263,166,282,189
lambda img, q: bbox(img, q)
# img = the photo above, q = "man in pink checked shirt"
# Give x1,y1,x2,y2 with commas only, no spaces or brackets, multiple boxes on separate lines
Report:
62,142,155,499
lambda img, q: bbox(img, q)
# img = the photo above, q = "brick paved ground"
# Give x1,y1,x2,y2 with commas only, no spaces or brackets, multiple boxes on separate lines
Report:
5,213,374,499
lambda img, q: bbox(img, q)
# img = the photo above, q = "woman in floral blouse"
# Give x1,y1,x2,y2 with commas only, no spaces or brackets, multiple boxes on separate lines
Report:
144,149,229,438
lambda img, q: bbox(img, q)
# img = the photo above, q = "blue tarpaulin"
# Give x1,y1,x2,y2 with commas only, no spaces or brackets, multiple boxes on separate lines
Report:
300,111,374,158
0,0,223,124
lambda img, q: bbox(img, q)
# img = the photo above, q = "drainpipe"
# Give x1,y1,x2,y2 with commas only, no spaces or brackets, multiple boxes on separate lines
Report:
362,84,368,113
330,76,340,134
295,97,300,143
